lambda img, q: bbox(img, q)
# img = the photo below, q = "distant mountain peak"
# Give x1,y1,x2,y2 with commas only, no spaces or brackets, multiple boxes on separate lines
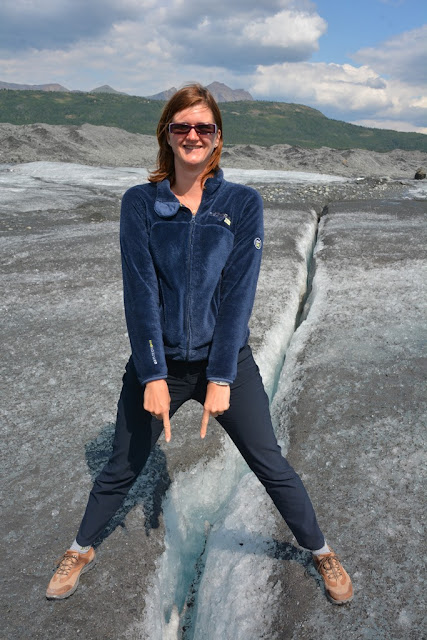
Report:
145,82,253,102
145,87,178,101
90,85,127,95
206,82,253,102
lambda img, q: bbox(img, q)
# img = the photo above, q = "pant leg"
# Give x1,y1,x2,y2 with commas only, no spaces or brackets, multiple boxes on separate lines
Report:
76,357,190,546
215,345,325,551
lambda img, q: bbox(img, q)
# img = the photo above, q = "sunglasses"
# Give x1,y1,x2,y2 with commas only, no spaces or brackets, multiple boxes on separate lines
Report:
168,122,218,136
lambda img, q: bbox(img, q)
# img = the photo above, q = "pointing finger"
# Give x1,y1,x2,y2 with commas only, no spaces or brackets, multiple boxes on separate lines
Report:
200,409,210,439
163,412,171,443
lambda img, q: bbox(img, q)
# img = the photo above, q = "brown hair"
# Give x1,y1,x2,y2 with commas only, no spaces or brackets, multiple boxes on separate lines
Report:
148,83,223,186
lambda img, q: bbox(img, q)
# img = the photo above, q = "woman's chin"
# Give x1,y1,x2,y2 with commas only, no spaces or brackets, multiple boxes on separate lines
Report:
178,154,209,170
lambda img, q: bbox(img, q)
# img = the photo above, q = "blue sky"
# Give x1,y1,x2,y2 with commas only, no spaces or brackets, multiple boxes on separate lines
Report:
0,0,425,133
312,0,426,64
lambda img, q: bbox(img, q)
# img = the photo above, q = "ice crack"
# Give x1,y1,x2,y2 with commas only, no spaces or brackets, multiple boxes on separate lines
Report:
141,206,320,639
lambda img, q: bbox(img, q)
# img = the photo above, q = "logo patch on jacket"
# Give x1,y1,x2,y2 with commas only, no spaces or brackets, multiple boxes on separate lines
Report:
209,211,231,225
254,237,262,250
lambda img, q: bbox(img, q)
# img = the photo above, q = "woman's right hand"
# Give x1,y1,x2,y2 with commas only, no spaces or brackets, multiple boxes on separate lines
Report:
143,380,171,442
200,381,230,439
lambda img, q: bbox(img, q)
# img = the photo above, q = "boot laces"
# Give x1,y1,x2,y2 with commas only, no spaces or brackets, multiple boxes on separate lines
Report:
317,554,343,581
55,552,79,576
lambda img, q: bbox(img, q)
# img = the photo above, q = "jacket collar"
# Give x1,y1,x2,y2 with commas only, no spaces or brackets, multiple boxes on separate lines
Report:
154,169,224,218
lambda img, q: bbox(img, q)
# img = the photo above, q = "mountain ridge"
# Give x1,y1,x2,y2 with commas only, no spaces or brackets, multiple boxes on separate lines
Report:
0,88,425,151
0,80,253,102
0,80,70,92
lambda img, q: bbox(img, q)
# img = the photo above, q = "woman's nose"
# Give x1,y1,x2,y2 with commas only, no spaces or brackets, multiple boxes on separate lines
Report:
186,127,199,140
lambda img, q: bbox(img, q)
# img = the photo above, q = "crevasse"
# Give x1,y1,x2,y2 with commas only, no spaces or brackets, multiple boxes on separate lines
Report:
141,207,319,640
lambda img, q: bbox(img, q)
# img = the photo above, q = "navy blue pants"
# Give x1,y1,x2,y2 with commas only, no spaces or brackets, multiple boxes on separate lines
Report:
77,345,324,550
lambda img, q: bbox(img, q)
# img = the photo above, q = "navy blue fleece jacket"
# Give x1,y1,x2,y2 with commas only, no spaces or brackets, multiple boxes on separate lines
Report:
120,169,263,386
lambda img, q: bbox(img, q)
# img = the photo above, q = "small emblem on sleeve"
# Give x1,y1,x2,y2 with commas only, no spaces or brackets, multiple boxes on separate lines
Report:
149,339,158,365
254,237,262,250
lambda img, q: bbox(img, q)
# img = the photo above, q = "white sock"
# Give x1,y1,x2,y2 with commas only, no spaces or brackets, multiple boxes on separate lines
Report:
311,541,330,556
70,539,91,554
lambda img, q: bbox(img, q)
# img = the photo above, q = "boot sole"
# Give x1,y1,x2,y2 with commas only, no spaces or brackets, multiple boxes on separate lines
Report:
326,589,354,605
46,556,96,600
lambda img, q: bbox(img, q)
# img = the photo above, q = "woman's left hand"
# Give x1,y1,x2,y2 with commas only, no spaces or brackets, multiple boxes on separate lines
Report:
200,382,230,439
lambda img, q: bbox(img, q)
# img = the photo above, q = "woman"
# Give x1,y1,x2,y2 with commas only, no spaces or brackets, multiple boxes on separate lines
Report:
46,84,353,605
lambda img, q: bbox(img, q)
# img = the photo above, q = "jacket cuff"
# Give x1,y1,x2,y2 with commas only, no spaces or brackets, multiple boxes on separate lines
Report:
141,374,168,384
207,377,233,385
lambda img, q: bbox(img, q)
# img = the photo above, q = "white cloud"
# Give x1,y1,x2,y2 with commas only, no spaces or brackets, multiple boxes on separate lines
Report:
0,2,425,133
0,0,328,68
0,0,145,50
351,119,427,135
411,97,427,109
243,10,326,51
250,62,391,111
248,25,427,133
155,4,326,68
0,1,327,87
353,25,427,85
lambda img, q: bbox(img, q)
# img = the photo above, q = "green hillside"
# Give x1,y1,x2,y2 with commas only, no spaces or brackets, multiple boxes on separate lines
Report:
0,89,425,152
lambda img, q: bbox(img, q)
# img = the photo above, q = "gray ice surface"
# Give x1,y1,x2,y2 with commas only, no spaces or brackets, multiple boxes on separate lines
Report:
268,199,427,639
1,163,426,639
1,164,315,639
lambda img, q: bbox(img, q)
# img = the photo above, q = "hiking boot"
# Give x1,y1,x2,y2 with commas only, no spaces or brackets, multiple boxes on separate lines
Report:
313,548,353,605
46,548,96,600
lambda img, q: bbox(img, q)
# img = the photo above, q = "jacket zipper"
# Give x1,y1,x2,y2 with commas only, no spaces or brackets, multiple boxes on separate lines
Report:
185,213,196,360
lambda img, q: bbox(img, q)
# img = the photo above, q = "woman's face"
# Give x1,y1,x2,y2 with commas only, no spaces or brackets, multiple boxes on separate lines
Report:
167,104,221,173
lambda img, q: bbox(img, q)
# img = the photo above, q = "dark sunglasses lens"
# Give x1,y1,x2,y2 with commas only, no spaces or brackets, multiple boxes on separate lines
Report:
169,123,191,134
169,123,217,135
195,124,217,135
